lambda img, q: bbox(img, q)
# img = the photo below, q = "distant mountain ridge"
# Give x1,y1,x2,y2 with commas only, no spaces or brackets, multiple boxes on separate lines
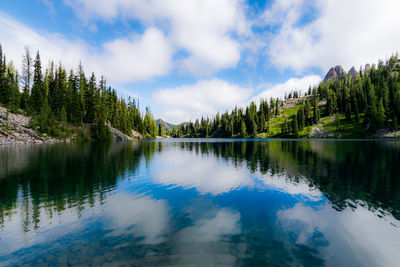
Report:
323,64,376,82
156,119,175,130
324,65,347,82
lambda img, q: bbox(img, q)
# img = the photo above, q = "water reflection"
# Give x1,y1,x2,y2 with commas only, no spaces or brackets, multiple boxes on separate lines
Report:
152,148,254,195
0,140,399,266
103,193,170,245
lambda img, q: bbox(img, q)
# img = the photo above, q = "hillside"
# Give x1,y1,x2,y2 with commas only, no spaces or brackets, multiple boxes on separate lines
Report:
0,105,139,145
156,119,175,131
262,97,400,138
0,106,61,145
0,44,161,142
170,55,400,139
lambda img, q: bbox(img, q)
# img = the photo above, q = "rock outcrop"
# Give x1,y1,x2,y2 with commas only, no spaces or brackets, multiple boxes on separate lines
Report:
131,129,143,139
310,125,335,138
374,129,400,138
365,64,371,73
0,106,59,145
109,126,132,141
348,66,358,79
324,65,347,82
105,122,140,141
156,119,175,131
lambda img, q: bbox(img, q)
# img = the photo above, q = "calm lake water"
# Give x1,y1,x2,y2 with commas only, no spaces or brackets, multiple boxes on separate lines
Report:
0,139,400,266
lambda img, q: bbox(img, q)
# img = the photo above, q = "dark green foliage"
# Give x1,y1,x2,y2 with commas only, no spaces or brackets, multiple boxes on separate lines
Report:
1,43,399,140
297,106,305,131
376,98,385,129
92,122,113,141
158,122,164,136
172,54,400,138
84,72,99,123
30,51,45,113
313,97,320,124
20,46,32,110
240,120,247,137
0,46,7,105
0,44,149,140
74,129,90,143
33,100,57,136
144,107,157,138
292,115,299,137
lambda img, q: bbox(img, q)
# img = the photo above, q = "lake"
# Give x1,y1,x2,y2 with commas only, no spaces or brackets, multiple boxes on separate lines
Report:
0,139,400,266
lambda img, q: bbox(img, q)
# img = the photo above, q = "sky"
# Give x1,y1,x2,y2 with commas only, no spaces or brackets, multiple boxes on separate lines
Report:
0,0,399,124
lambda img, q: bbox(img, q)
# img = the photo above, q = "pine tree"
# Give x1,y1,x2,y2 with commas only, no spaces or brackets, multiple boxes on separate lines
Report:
240,120,247,138
30,51,44,113
281,117,288,136
326,89,336,116
364,77,377,129
144,107,157,138
0,47,3,100
376,98,385,129
67,71,83,124
345,101,352,122
158,122,164,137
172,125,177,137
313,97,320,124
292,115,299,137
297,106,305,131
6,63,20,111
20,46,33,110
84,72,98,123
0,46,7,105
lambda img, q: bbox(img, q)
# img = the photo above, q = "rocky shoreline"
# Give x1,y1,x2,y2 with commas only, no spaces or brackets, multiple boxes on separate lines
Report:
0,106,140,146
0,106,62,145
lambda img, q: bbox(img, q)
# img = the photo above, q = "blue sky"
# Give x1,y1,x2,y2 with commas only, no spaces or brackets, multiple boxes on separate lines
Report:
0,0,399,123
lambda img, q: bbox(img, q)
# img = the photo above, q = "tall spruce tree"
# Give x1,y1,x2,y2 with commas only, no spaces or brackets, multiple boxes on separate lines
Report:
20,46,33,110
30,51,44,113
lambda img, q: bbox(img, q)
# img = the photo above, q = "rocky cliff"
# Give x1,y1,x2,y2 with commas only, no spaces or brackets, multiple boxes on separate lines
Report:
324,65,347,82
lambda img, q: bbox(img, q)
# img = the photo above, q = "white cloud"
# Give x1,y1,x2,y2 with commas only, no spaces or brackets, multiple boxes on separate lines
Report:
177,209,241,242
0,13,87,74
0,13,172,83
104,193,170,244
256,172,323,201
172,203,241,266
64,0,249,75
153,75,322,123
264,0,400,73
277,202,400,266
96,27,172,82
152,149,254,195
153,78,253,124
255,75,321,100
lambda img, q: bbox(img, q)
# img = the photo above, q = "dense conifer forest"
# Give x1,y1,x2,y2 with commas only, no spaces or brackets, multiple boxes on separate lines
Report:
0,45,158,140
1,43,399,140
168,55,400,138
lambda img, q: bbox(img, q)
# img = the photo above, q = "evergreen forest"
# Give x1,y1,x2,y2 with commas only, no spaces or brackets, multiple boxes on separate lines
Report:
1,44,400,140
0,45,158,141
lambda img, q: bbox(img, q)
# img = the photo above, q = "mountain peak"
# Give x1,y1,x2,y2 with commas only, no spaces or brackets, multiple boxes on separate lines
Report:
156,119,175,130
348,66,358,79
324,65,347,82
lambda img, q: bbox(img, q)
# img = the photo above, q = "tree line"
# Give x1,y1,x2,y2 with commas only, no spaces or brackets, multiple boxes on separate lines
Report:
1,43,399,140
0,45,159,140
170,55,400,138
